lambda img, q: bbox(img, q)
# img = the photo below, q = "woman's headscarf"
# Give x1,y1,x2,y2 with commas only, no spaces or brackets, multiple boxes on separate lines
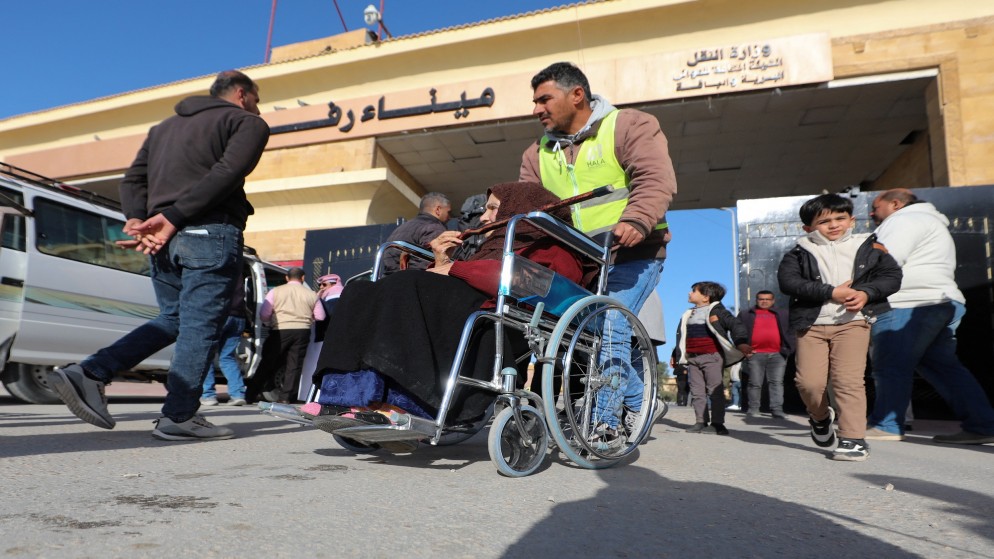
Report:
466,181,600,287
468,181,573,262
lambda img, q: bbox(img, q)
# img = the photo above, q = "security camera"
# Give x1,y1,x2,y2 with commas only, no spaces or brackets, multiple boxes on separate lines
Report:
364,5,380,26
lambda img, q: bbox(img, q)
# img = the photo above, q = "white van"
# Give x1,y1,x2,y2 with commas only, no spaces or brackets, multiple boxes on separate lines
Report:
0,163,284,404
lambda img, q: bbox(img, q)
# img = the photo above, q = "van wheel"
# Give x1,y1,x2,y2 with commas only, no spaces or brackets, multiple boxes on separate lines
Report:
1,363,61,404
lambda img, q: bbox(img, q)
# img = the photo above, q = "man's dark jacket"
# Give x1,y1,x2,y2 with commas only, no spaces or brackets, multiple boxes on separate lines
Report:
120,96,270,230
381,213,447,274
738,305,795,357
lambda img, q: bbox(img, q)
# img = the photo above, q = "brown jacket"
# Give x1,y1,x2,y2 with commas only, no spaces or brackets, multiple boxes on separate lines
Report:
519,108,677,262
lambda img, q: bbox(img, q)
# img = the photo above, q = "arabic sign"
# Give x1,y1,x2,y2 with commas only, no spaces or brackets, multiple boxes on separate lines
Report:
271,87,495,135
667,33,832,97
265,34,829,140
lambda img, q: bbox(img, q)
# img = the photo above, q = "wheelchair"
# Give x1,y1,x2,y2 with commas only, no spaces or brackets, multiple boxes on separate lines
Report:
292,210,662,477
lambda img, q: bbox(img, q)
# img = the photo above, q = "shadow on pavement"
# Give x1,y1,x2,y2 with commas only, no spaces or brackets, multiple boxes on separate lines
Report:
0,406,316,459
853,474,994,549
502,464,926,558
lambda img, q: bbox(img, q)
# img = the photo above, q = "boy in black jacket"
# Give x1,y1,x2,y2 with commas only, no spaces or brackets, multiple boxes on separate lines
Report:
671,281,752,435
778,194,902,461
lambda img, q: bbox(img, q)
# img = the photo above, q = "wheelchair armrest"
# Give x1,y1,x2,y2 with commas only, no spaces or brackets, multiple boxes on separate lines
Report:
503,255,592,317
345,269,373,285
372,241,435,280
521,211,607,264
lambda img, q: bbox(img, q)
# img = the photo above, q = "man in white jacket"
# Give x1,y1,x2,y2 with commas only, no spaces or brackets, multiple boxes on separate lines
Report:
866,188,994,444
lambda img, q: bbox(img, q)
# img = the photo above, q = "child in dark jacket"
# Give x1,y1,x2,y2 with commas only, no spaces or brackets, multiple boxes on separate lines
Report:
671,281,752,435
777,193,902,462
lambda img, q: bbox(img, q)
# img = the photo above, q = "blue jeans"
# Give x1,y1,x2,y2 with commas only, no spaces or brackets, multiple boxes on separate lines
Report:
201,315,247,400
729,380,742,407
82,224,243,423
868,301,994,436
594,258,665,428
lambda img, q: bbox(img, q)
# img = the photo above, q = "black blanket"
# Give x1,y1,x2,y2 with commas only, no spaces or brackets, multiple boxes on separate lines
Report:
314,270,523,421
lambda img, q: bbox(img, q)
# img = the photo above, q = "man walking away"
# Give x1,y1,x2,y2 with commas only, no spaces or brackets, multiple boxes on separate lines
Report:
866,188,994,444
48,70,270,441
253,267,325,404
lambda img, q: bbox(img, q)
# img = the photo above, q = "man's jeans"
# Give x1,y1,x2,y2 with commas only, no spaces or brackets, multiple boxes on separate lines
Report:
594,258,664,429
201,315,248,400
869,301,994,436
746,352,787,414
82,224,243,422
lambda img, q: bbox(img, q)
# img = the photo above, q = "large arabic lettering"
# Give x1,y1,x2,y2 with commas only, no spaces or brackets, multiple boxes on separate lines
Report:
271,87,496,135
672,42,785,93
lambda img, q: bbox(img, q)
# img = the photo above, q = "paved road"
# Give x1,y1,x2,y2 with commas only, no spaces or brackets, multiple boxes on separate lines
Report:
2,386,993,559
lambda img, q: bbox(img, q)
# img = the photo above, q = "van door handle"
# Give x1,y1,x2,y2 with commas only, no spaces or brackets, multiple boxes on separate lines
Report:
1,277,24,287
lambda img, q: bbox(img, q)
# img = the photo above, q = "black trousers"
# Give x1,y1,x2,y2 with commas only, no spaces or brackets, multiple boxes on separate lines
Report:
674,365,690,405
253,328,310,403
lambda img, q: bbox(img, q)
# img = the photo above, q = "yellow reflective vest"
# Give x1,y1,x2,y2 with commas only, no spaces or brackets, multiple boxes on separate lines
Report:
537,109,667,237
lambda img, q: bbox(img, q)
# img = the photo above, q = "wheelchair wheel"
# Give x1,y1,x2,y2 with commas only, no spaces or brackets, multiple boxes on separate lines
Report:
488,404,549,477
541,295,659,470
333,434,380,454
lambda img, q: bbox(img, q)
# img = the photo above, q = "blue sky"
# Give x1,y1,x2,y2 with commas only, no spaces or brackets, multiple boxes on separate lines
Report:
1,0,738,366
657,209,738,366
1,0,572,119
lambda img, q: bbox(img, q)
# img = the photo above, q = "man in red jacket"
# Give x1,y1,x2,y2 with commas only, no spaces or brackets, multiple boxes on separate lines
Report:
738,291,794,419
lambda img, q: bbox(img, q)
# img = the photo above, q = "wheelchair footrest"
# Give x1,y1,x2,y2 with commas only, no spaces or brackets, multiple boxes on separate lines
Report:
335,414,437,443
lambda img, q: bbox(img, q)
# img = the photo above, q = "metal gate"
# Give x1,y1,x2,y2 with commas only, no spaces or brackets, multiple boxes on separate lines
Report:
302,222,400,287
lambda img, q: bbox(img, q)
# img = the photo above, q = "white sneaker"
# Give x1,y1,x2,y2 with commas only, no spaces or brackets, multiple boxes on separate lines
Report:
832,438,869,461
726,404,741,411
152,415,235,441
199,398,219,407
622,398,668,437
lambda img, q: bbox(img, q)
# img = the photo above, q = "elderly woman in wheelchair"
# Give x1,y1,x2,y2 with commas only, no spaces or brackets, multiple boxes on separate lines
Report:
271,181,663,476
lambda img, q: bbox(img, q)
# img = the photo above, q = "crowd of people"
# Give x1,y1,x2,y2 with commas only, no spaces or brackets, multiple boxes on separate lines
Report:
47,64,994,460
668,190,994,460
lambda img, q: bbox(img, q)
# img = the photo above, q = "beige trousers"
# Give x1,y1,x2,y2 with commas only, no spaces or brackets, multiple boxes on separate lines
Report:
794,320,870,440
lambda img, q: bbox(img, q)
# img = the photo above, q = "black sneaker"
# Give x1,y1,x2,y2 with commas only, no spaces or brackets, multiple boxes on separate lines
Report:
809,408,837,448
712,423,729,436
833,438,869,461
48,364,115,429
685,422,707,433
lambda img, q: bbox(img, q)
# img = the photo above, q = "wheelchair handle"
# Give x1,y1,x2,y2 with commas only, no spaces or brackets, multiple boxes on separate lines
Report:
458,185,615,240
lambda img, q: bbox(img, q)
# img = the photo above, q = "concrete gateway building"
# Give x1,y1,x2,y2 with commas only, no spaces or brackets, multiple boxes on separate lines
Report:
1,0,993,264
